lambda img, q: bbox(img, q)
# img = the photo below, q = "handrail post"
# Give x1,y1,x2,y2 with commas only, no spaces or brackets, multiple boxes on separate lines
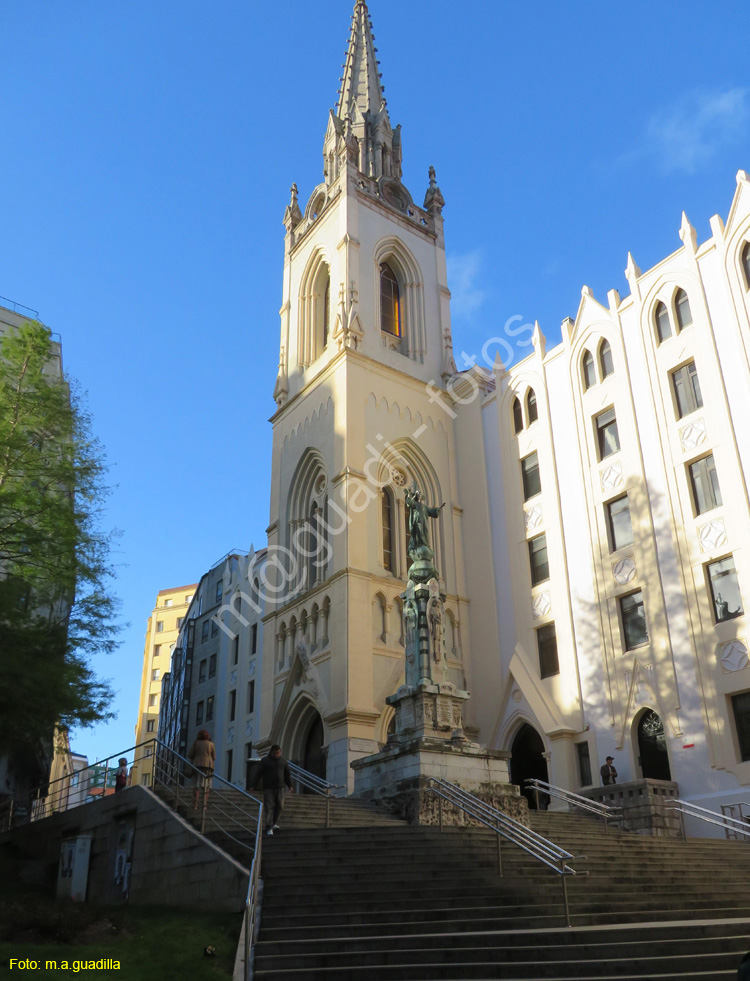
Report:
326,789,331,829
679,807,686,840
561,864,571,928
534,783,540,812
497,834,503,876
438,793,443,831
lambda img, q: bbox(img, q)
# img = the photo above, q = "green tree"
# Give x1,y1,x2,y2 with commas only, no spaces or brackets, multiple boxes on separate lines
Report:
0,320,119,749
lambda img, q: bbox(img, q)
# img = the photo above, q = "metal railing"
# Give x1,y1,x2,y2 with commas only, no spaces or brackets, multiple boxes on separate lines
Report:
287,760,343,828
242,801,263,981
668,798,750,840
721,801,750,839
426,777,585,927
525,778,624,833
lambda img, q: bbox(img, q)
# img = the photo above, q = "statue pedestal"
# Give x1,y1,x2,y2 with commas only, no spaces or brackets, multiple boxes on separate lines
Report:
388,680,470,742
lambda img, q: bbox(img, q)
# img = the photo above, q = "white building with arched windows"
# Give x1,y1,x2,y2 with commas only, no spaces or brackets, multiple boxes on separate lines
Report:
249,1,750,823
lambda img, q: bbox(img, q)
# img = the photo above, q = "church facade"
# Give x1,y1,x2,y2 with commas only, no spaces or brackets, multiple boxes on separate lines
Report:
249,0,750,818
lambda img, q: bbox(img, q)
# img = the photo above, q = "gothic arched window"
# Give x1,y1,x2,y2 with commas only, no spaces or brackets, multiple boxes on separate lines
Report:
380,262,401,336
674,289,693,331
527,389,538,425
655,301,672,343
381,488,395,574
323,278,330,349
742,242,750,289
599,340,614,379
582,350,596,390
513,397,523,434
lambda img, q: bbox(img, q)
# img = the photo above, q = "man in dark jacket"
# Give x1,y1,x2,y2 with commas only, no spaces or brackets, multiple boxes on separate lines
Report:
252,745,294,835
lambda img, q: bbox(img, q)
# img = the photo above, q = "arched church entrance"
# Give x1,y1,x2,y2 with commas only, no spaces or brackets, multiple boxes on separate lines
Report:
510,723,549,809
636,709,671,781
302,713,326,782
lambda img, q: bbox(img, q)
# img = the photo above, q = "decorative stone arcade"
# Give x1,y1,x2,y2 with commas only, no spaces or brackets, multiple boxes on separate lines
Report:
352,483,526,825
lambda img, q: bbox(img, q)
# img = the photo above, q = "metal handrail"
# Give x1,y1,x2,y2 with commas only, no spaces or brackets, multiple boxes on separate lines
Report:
525,778,623,833
287,760,341,795
242,801,263,981
668,798,750,840
425,777,585,927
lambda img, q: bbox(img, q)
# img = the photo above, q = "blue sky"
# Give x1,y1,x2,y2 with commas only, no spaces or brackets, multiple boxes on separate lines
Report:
2,1,749,762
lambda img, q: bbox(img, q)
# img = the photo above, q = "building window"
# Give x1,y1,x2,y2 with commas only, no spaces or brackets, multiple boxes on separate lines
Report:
233,634,239,665
216,581,223,604
251,623,258,656
707,556,743,622
199,659,207,683
655,301,672,343
146,720,155,733
512,397,523,435
176,617,184,629
247,680,255,714
211,618,219,637
740,242,750,289
671,361,703,419
606,495,634,552
149,693,158,707
731,692,750,762
528,534,549,586
526,389,538,425
156,620,164,633
229,690,237,722
674,288,693,331
599,340,614,379
209,654,217,679
206,696,214,722
185,594,193,604
164,598,173,607
576,742,592,786
688,455,722,515
196,701,204,725
382,488,395,573
582,350,596,390
141,773,151,786
620,590,648,650
153,644,161,657
380,262,401,336
201,620,209,642
152,668,160,681
537,623,559,678
521,451,541,501
226,749,233,782
323,278,330,348
596,408,620,460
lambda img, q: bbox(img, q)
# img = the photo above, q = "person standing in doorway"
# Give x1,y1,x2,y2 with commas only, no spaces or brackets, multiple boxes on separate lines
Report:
252,745,294,835
600,756,618,785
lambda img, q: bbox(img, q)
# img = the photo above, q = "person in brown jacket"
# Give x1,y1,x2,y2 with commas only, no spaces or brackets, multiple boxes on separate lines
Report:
188,729,216,810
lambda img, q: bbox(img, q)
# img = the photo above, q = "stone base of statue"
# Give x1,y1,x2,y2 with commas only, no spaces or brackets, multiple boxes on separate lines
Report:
351,572,527,826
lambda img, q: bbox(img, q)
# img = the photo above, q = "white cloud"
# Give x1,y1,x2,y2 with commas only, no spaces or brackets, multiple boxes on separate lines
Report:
633,87,749,175
447,249,486,320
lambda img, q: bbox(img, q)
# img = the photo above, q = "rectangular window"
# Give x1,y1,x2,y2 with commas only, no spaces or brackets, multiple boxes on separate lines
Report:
185,594,192,604
607,495,634,552
596,408,620,460
149,693,157,707
196,701,204,725
229,689,237,722
176,617,184,630
537,623,559,678
528,534,549,586
251,623,258,656
201,620,209,642
707,556,744,622
382,489,394,573
226,749,233,782
152,669,160,681
689,455,722,515
153,644,161,657
211,618,218,637
146,720,155,733
521,451,541,501
141,773,151,786
198,659,207,683
576,742,592,786
209,654,217,679
247,680,255,714
156,620,164,633
245,743,254,787
164,598,173,607
233,634,239,664
620,590,648,650
206,696,214,722
216,581,223,603
732,692,750,762
671,361,703,419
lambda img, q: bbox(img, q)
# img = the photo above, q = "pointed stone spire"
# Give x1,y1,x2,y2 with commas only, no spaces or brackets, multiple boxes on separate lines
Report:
328,1,401,181
679,211,698,254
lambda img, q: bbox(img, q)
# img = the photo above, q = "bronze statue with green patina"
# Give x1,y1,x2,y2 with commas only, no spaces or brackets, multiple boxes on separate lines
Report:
404,482,445,583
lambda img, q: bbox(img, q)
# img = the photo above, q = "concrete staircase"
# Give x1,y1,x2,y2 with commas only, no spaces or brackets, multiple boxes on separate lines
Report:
251,808,750,980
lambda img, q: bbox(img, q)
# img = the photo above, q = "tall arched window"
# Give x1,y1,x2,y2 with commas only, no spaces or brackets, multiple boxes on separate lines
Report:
527,389,538,425
381,488,395,574
380,263,401,336
599,340,614,378
299,253,331,367
323,279,330,348
582,350,596,390
742,242,750,289
655,301,672,343
674,289,693,331
513,397,523,434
